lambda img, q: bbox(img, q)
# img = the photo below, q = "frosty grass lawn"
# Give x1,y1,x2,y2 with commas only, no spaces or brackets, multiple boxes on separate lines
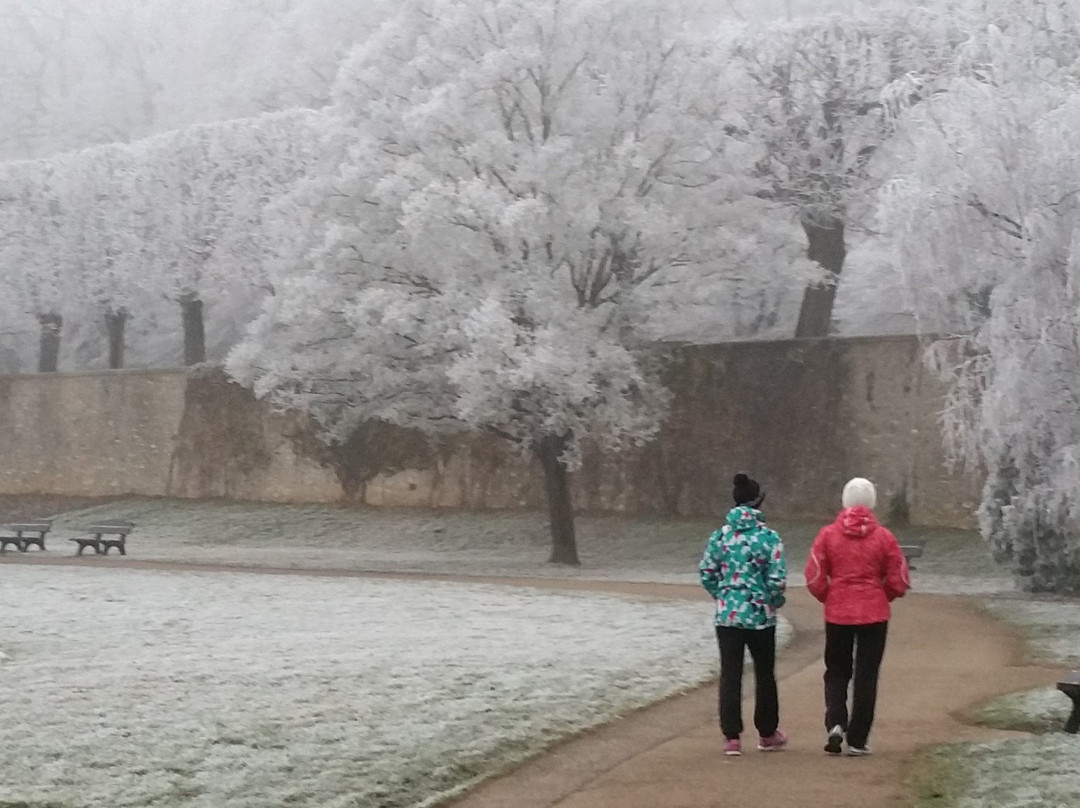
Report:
908,598,1080,808
0,498,1027,807
0,564,716,808
36,496,1009,590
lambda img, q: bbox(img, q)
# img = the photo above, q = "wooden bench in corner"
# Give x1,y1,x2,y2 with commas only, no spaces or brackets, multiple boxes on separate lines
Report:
70,520,135,556
0,520,53,552
1058,670,1080,734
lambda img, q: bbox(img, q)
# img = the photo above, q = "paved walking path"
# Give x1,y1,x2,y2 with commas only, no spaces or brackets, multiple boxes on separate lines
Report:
0,554,1061,807
447,588,1059,808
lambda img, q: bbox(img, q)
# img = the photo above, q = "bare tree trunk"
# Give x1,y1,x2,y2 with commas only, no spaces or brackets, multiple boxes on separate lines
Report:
180,293,206,366
105,308,128,370
37,312,62,373
794,216,846,338
535,433,580,565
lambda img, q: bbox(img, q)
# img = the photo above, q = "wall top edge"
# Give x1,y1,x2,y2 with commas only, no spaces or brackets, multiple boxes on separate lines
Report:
660,332,962,349
0,334,971,381
0,366,193,382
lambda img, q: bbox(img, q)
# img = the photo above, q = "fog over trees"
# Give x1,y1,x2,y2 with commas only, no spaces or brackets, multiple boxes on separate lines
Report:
2,0,1080,582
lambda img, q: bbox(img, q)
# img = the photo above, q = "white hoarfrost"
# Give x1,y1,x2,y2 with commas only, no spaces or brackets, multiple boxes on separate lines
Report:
880,0,1080,594
934,595,1080,808
0,565,717,808
982,598,1080,669
934,735,1080,808
228,0,811,466
0,107,327,371
227,0,826,565
719,6,959,335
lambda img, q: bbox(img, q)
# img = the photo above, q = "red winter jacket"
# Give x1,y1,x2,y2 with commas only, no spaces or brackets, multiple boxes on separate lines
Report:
803,506,910,625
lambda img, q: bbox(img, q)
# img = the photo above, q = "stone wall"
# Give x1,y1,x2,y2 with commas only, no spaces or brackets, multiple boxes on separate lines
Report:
0,370,187,497
0,336,981,527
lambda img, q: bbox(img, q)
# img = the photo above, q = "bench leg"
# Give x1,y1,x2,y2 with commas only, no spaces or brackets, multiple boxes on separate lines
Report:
1066,697,1080,734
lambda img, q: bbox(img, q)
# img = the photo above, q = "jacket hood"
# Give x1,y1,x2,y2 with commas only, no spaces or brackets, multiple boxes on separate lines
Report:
725,505,763,533
837,505,878,538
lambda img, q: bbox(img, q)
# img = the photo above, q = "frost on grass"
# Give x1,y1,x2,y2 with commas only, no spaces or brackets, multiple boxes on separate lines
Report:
0,566,715,808
925,596,1080,808
981,598,1080,667
967,598,1080,735
971,688,1071,735
40,498,1000,588
927,736,1080,808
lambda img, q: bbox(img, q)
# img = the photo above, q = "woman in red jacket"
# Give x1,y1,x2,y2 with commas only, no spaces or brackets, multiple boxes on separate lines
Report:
803,477,909,756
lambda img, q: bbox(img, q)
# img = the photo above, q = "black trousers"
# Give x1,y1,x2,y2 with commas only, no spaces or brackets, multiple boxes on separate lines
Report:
715,625,779,740
823,621,888,748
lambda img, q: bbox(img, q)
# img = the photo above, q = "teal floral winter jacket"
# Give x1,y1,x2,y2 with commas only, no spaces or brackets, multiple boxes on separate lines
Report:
699,506,787,629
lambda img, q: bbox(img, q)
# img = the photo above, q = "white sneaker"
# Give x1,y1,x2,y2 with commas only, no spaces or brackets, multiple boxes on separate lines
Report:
846,745,872,756
824,725,844,755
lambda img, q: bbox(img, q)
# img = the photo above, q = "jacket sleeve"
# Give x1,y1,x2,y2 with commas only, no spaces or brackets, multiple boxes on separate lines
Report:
698,529,724,599
766,535,787,609
880,528,910,601
803,528,830,603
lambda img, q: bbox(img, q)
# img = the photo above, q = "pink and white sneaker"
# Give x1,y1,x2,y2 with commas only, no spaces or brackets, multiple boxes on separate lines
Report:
723,738,742,756
757,729,789,751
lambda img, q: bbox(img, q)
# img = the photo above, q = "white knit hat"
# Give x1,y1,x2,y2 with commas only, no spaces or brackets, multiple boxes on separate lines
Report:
842,477,877,509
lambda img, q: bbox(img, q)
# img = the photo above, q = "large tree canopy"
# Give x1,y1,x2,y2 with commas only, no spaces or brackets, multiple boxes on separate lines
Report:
228,0,807,563
724,6,959,336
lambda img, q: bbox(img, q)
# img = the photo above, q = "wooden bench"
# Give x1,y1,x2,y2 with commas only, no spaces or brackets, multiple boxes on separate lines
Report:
0,520,52,552
1058,670,1080,733
70,520,135,556
899,543,924,570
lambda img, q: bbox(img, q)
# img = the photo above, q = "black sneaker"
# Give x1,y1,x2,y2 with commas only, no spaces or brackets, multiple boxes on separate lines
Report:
824,725,844,755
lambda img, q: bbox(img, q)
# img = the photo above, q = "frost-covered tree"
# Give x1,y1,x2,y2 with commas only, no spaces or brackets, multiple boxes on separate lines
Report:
0,145,150,370
229,0,791,564
0,153,98,372
726,7,958,336
881,0,1080,592
70,145,153,369
0,109,326,370
136,110,325,364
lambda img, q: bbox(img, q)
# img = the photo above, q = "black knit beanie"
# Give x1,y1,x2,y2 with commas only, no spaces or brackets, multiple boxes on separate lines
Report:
732,473,761,506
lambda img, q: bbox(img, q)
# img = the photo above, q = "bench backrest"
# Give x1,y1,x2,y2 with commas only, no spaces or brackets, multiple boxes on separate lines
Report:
86,520,135,535
2,521,52,532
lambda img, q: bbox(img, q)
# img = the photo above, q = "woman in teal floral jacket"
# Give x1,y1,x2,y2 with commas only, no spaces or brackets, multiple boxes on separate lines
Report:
699,474,788,756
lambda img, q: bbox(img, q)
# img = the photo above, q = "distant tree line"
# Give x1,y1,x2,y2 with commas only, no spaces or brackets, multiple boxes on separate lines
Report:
0,108,325,370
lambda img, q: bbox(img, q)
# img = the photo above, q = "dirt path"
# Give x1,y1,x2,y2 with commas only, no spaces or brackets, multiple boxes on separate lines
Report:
1,555,1060,808
446,589,1059,808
